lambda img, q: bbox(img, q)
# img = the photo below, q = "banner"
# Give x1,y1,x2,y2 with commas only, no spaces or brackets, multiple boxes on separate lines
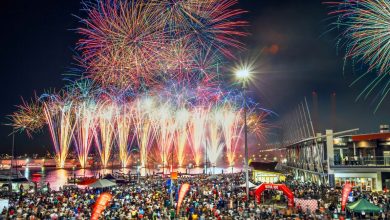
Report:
341,182,352,211
176,183,190,214
91,192,113,220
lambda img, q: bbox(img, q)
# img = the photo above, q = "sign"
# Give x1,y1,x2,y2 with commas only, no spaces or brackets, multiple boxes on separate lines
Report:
176,183,190,214
255,183,294,207
341,183,352,211
91,193,112,220
294,199,318,213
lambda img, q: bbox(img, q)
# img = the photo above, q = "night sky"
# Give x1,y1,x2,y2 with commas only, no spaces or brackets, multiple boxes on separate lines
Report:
0,0,388,155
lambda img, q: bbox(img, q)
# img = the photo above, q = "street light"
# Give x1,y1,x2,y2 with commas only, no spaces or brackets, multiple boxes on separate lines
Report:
235,67,251,202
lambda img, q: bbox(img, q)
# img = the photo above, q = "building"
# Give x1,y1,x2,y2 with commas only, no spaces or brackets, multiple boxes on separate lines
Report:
282,125,390,191
250,161,285,183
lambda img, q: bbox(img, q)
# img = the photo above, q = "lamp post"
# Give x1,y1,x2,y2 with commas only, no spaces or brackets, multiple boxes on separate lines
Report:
235,68,250,201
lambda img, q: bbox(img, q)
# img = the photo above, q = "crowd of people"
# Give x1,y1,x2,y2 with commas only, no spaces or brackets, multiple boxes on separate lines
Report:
0,172,389,219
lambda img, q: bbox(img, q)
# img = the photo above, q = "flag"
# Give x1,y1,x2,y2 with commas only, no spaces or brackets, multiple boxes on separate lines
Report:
341,183,352,211
177,183,190,214
91,192,112,220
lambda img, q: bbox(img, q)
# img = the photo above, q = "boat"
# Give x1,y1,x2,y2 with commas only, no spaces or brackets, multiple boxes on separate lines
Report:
103,174,128,184
23,163,43,168
68,175,96,185
0,169,34,192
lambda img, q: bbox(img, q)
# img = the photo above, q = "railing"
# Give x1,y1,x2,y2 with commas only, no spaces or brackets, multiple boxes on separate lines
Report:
281,161,328,173
330,156,390,167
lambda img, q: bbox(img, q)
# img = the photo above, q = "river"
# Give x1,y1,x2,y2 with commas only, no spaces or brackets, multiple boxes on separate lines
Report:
21,166,244,190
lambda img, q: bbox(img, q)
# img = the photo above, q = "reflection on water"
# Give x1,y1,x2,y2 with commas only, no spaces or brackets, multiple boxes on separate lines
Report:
21,166,243,190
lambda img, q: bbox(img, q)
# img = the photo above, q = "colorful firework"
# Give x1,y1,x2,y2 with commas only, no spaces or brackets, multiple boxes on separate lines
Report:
132,97,156,169
9,0,271,171
77,0,167,89
94,102,115,169
77,0,247,89
154,103,176,166
174,108,190,167
115,104,133,168
73,100,96,168
206,109,224,166
326,0,390,111
8,96,45,137
188,107,208,166
41,94,75,168
219,105,244,166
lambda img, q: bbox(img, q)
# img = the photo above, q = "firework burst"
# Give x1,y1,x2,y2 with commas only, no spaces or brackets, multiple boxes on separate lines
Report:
326,0,390,111
8,96,45,137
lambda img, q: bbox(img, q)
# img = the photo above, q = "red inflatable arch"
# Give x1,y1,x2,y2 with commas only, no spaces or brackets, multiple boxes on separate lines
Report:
254,183,294,207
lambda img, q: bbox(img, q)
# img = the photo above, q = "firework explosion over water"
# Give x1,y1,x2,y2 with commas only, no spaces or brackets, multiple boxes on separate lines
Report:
9,0,269,169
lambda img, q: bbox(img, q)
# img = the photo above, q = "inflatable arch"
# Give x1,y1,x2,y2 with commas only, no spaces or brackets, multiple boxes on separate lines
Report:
254,183,294,207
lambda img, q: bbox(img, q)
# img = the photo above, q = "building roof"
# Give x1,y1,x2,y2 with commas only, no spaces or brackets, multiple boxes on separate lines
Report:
352,132,390,142
249,161,278,172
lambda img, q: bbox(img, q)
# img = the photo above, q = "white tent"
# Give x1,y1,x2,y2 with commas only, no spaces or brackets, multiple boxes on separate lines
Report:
239,182,258,189
88,179,117,188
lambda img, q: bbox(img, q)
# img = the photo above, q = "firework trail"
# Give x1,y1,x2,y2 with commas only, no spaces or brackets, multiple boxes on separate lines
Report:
154,103,176,166
41,95,75,168
115,104,134,168
132,98,156,169
219,105,244,166
73,100,96,168
326,0,390,111
206,109,224,166
188,107,208,166
174,108,190,167
94,102,115,169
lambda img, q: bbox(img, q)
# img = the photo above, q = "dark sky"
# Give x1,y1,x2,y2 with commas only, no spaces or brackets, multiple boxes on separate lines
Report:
0,0,388,155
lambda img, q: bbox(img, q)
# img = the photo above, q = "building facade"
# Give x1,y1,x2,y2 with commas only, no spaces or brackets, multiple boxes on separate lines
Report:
282,125,390,191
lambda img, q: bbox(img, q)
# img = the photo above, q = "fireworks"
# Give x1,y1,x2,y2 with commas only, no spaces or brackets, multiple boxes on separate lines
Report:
77,0,166,89
9,0,270,170
219,105,244,166
77,0,247,90
41,94,75,168
188,107,208,166
115,104,133,168
326,0,390,111
73,100,96,168
132,98,156,170
174,108,190,167
206,109,224,166
94,102,115,169
154,103,176,166
8,96,45,137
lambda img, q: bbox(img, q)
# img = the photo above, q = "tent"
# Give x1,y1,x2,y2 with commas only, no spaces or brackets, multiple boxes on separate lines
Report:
88,179,117,188
347,199,382,213
103,174,116,180
239,182,258,189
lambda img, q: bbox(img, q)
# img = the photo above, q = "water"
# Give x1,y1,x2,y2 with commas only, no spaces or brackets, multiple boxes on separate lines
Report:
21,166,244,190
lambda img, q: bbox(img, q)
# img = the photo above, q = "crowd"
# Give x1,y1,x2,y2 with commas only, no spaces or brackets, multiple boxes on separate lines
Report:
0,172,389,219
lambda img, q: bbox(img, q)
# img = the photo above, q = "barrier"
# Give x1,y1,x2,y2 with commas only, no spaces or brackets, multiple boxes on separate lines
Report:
254,183,294,207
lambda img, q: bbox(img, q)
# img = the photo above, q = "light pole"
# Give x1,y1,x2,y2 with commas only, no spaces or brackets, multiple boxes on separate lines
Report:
235,68,250,201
